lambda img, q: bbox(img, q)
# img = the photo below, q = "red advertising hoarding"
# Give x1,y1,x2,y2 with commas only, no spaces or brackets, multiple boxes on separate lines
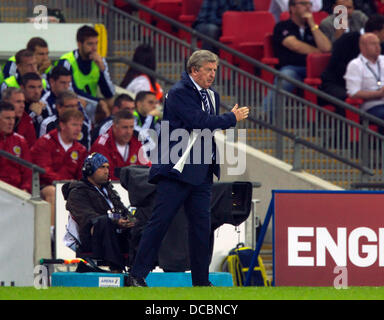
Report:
273,191,384,286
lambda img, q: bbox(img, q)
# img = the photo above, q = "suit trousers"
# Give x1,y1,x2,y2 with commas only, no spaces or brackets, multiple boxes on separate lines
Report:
130,172,213,286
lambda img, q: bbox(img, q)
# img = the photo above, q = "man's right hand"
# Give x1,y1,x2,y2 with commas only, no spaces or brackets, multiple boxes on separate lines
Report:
39,59,52,74
231,104,249,121
302,12,315,29
89,51,106,72
29,101,46,116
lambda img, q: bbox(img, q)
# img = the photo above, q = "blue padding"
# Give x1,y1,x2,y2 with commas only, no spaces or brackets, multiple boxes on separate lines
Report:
146,272,233,287
51,272,125,287
51,272,233,287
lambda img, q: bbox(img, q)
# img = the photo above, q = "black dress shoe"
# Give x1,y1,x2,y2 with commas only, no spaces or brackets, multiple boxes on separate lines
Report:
127,274,148,287
193,281,214,287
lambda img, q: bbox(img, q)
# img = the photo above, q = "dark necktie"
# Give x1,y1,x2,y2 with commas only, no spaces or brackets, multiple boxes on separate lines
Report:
200,89,216,162
200,89,211,114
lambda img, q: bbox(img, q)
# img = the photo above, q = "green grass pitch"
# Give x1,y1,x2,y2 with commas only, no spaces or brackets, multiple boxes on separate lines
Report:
1,286,384,300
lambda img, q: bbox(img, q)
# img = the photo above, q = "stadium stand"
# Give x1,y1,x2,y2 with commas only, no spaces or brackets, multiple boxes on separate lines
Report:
139,0,183,37
219,11,275,75
178,0,203,43
279,9,329,24
260,33,279,85
303,52,336,123
3,0,384,286
254,0,271,11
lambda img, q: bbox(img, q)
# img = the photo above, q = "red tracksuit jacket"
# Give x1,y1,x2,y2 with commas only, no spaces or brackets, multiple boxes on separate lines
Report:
15,111,37,149
0,131,32,192
91,127,150,180
31,129,88,186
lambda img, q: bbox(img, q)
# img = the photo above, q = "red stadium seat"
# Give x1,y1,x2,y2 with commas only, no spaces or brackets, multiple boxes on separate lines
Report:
312,11,329,25
219,11,275,75
178,0,203,43
303,53,335,122
260,33,279,86
254,0,271,11
179,0,202,26
345,97,379,142
139,0,182,37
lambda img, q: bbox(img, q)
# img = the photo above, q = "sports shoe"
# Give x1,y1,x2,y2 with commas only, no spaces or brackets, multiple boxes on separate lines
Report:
127,274,148,287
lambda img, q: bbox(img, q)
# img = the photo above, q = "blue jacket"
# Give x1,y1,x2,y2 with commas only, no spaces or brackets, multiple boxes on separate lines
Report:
148,71,237,185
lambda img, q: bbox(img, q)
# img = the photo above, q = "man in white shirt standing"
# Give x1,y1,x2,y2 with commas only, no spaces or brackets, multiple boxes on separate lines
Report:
345,33,384,125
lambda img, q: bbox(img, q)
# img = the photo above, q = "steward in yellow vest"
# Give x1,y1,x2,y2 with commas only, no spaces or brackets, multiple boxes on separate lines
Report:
56,25,115,104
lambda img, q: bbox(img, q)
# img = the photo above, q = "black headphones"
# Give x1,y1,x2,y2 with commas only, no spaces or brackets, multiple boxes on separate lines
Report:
82,152,97,178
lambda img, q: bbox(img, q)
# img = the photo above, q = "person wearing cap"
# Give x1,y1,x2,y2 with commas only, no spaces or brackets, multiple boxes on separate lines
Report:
62,152,135,273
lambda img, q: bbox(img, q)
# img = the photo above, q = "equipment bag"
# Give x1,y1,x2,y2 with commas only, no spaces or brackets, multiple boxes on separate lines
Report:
221,243,271,287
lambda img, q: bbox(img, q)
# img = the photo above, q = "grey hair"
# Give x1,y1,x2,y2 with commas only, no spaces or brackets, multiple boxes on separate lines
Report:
186,50,219,74
2,87,23,101
56,90,78,107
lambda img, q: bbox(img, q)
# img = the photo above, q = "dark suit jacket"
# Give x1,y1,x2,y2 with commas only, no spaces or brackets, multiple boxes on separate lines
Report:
321,31,361,88
149,71,237,186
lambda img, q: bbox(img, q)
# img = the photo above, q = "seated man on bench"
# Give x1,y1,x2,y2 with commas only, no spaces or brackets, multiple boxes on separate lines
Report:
62,152,135,273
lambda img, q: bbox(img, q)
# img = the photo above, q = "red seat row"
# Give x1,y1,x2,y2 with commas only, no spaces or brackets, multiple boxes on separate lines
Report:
136,1,373,138
138,0,272,36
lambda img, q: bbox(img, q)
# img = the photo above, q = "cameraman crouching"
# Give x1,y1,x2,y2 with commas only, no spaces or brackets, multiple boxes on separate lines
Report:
62,152,135,273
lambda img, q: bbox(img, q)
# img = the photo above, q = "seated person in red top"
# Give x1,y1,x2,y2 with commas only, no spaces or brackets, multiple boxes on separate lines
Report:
0,101,32,193
2,87,36,148
31,108,88,226
91,109,150,180
39,90,92,150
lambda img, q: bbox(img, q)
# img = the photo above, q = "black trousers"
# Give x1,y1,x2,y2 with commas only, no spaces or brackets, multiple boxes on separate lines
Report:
130,176,213,286
319,81,347,117
80,215,130,270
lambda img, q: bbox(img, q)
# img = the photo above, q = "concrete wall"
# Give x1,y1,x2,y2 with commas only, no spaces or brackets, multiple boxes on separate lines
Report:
0,23,89,60
0,181,50,286
215,132,344,244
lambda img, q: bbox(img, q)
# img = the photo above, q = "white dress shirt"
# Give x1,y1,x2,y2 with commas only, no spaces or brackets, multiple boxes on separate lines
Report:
345,54,384,112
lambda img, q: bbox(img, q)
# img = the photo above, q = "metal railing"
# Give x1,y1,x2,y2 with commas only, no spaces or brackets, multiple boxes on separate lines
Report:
1,0,384,188
0,150,45,200
92,0,384,189
113,56,374,178
0,0,98,22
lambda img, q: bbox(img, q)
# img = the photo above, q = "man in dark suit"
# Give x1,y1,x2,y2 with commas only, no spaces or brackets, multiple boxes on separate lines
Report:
127,50,249,287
